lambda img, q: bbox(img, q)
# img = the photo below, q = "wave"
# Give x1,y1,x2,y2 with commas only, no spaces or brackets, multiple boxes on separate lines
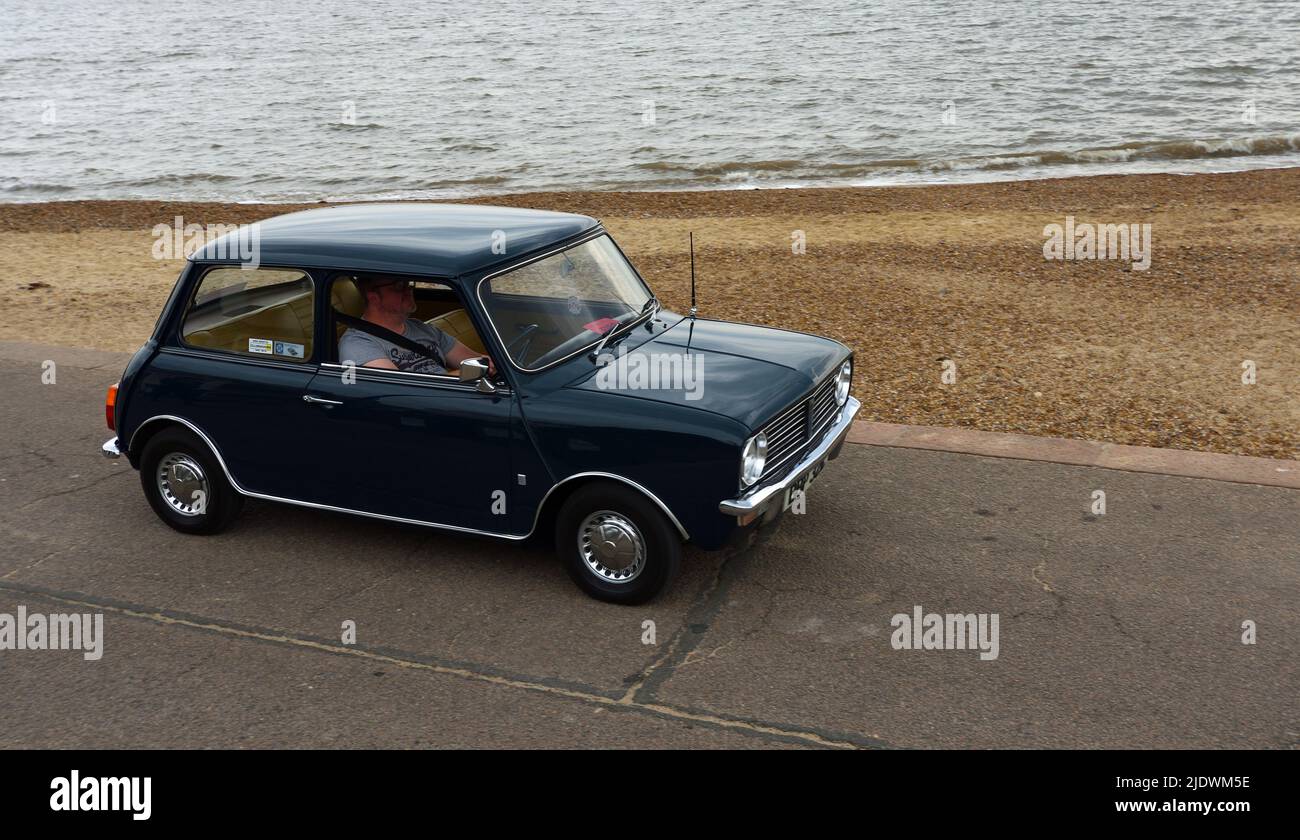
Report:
5,133,1299,202
976,134,1300,168
635,159,806,175
103,173,239,187
638,134,1300,183
1,181,76,193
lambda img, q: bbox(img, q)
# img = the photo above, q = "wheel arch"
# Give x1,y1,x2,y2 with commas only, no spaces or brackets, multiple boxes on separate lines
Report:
532,472,690,543
127,415,235,480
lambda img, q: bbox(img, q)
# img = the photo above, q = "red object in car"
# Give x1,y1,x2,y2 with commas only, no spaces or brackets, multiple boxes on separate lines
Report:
584,317,620,334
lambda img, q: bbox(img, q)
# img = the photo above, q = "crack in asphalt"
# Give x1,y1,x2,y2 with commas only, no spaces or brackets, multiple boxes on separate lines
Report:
1030,536,1068,614
0,546,62,581
679,638,736,668
0,447,59,467
739,582,785,643
1102,601,1174,655
0,442,126,481
301,556,410,622
1031,559,1060,599
11,469,130,512
622,526,900,709
0,352,131,374
624,531,767,705
0,579,888,750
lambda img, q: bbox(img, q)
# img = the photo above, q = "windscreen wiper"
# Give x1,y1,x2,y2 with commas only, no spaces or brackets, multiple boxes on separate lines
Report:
589,319,624,361
590,299,658,362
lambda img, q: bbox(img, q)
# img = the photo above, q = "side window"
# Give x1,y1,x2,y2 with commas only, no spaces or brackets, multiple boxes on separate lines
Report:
181,267,314,361
331,274,488,369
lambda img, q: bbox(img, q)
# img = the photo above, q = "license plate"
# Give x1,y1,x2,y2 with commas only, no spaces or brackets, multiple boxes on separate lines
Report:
783,458,826,511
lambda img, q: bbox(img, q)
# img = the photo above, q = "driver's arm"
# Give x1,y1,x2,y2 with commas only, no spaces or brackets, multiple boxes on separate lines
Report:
445,341,496,376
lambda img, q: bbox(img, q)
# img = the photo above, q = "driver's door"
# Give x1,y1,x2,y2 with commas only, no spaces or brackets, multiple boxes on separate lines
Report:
298,365,521,534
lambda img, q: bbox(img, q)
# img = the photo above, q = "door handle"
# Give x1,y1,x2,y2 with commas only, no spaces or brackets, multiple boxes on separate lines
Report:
302,394,343,406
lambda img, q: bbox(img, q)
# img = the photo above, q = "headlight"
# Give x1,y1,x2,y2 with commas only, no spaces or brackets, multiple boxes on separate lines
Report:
741,432,768,487
835,359,852,406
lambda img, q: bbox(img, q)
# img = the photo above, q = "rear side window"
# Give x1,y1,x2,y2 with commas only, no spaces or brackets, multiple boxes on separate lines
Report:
181,267,314,361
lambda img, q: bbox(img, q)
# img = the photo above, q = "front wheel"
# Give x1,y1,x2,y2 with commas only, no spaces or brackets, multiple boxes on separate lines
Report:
555,482,682,604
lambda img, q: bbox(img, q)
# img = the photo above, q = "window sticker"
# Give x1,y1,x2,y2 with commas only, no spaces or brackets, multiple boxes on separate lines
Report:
248,338,274,355
274,341,305,359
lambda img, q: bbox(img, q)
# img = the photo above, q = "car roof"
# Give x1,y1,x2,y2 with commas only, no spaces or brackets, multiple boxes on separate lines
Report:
192,203,601,277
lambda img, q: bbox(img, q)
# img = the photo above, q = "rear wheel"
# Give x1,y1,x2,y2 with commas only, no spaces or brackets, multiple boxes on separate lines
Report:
139,427,243,535
555,482,681,604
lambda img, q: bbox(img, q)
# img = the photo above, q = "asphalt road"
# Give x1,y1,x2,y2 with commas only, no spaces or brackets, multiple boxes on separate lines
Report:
0,352,1296,748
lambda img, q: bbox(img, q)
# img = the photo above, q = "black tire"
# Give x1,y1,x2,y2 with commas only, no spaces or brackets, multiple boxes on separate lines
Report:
555,482,682,604
139,427,243,535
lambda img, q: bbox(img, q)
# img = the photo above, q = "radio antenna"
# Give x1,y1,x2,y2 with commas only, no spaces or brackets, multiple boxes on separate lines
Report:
689,232,697,319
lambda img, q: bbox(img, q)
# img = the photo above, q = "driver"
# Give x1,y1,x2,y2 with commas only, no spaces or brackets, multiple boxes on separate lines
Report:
339,277,496,376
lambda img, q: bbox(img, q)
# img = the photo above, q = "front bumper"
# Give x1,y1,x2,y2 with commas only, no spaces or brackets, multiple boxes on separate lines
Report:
719,396,860,518
102,437,121,459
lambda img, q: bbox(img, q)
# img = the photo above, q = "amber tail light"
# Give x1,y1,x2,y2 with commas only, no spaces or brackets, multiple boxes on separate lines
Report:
105,383,119,431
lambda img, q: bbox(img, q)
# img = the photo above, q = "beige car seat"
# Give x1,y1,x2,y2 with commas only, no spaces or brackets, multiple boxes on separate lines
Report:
184,293,313,357
427,308,486,355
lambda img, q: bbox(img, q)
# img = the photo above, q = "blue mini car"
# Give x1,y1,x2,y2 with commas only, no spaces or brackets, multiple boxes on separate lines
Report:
102,204,859,603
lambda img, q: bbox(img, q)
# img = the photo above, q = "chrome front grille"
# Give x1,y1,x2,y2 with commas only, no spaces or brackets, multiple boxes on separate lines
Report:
764,402,807,463
758,371,841,481
809,375,839,434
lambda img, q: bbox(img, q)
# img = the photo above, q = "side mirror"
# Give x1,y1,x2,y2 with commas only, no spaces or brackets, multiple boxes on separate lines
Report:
459,358,496,393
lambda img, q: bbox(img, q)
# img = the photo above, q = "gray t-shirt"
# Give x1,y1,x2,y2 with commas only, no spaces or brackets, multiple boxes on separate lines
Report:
339,318,458,374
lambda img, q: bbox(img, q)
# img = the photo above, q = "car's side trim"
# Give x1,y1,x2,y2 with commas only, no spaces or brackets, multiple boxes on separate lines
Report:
126,415,690,542
317,362,511,394
161,346,319,373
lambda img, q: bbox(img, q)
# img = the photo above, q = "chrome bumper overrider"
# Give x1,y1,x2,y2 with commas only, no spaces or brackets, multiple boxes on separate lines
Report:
719,396,860,517
102,437,121,459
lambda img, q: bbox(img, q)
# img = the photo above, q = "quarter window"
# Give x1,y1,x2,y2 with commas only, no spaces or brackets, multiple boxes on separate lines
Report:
181,267,314,361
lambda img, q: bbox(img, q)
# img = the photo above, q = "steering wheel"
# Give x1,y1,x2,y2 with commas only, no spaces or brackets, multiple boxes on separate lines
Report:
506,323,540,363
530,315,631,369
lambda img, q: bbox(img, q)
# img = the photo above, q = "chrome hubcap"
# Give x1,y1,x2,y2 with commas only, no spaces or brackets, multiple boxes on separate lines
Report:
578,511,645,584
156,452,209,517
